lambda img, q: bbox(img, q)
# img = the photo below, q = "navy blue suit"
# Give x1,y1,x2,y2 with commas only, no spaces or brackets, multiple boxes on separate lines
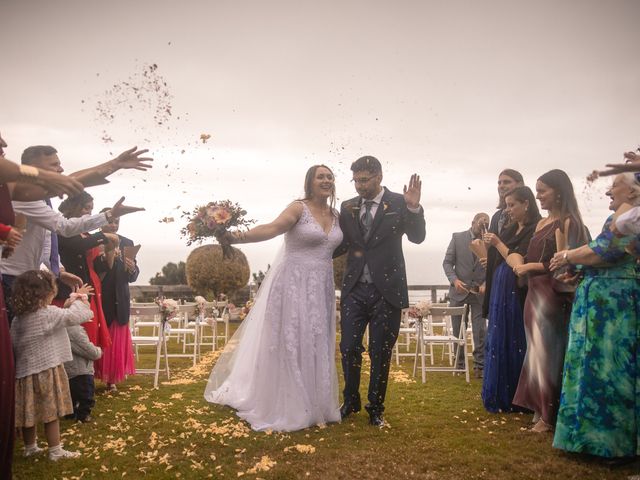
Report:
334,187,426,413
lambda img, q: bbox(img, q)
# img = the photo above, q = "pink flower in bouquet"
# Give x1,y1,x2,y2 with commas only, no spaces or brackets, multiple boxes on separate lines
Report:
211,207,232,225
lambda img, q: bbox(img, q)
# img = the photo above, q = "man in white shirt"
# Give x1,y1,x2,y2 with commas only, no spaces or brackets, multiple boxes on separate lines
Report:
1,145,148,319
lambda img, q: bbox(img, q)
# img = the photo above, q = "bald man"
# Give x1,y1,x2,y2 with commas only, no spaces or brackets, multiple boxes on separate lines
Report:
442,212,489,378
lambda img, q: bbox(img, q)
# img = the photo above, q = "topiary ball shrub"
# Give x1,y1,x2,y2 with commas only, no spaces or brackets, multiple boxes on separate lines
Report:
185,244,250,297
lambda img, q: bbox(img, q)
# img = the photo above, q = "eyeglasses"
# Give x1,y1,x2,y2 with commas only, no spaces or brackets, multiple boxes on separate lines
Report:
351,174,378,185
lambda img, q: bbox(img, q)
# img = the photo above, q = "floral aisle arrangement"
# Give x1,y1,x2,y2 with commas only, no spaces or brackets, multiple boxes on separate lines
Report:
239,300,254,321
155,297,179,332
181,200,254,258
194,295,207,319
407,300,432,320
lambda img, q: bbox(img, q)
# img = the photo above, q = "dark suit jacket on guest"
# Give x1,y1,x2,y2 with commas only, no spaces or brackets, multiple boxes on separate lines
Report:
442,229,486,304
57,232,107,299
334,187,426,309
100,235,139,327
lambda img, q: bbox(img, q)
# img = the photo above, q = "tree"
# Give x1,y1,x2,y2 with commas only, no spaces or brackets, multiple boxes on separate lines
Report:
149,261,187,285
185,245,250,297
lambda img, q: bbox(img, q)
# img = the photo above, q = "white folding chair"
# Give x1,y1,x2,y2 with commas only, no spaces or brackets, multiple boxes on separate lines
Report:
187,302,217,355
466,319,475,364
129,305,170,388
413,304,470,383
394,309,417,365
165,304,199,366
427,304,455,365
214,301,230,347
131,302,161,338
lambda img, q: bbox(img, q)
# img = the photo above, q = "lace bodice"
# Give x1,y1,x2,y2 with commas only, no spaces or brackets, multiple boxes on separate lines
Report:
284,202,343,263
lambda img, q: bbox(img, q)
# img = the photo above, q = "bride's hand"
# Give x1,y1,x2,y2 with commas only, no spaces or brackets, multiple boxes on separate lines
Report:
216,230,238,245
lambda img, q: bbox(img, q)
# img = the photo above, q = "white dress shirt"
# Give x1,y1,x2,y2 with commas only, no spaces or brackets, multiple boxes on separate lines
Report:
1,200,108,277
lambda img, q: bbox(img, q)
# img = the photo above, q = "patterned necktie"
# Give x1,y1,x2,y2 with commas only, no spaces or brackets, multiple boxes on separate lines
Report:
44,199,60,276
361,200,374,234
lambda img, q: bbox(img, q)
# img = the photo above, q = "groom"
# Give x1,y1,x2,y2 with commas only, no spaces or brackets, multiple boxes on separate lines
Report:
334,156,425,426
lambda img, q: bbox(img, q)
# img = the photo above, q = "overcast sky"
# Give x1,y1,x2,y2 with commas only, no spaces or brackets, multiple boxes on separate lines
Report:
1,0,639,285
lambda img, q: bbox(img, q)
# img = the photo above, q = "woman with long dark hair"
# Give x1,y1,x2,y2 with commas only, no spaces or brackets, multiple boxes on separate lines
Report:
512,169,589,432
481,186,540,413
482,169,524,320
205,165,343,431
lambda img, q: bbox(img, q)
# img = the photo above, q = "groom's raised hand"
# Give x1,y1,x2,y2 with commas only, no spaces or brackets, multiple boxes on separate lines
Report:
403,174,422,209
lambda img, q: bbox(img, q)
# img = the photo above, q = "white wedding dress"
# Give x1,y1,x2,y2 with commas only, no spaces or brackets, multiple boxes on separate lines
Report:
204,202,342,431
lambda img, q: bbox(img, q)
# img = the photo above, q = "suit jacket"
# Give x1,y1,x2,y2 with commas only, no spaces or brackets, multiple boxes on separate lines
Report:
442,229,486,304
58,232,107,285
334,187,426,309
57,232,107,299
99,235,139,326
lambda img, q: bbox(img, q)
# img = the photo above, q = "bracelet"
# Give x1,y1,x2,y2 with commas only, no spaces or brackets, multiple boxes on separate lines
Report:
563,250,571,265
19,165,39,178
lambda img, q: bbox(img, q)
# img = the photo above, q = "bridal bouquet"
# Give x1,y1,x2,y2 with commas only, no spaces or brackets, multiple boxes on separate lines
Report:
155,297,180,329
181,200,254,258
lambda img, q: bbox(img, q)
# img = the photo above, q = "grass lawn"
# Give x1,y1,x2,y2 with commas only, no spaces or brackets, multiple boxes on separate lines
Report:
12,328,640,480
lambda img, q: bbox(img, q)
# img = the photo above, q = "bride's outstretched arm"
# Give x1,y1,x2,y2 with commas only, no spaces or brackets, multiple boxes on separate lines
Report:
227,201,303,244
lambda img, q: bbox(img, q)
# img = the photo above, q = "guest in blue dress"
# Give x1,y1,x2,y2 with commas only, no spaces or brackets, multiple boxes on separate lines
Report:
481,186,540,413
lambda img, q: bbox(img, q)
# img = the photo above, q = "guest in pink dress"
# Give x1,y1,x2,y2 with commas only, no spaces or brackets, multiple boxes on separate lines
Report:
97,212,138,391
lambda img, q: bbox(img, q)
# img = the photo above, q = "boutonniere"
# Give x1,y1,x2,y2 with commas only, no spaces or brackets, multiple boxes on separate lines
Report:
350,204,360,219
382,202,389,212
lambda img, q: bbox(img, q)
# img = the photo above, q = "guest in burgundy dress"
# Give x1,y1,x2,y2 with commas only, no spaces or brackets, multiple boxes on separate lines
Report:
512,170,589,433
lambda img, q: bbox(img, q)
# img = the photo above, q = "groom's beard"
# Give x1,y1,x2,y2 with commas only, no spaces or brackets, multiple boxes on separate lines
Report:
356,185,382,200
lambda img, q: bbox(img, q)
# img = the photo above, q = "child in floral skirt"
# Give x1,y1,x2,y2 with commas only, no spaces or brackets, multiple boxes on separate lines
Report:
10,270,94,461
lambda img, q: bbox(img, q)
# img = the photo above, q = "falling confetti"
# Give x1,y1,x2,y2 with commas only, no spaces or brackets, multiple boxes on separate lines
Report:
91,63,174,144
200,133,212,144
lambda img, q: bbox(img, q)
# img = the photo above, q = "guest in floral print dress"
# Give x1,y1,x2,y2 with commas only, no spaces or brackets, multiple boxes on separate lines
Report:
551,172,640,461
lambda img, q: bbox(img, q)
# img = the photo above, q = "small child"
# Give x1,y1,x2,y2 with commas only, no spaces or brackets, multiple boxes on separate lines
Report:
64,323,102,423
10,270,94,461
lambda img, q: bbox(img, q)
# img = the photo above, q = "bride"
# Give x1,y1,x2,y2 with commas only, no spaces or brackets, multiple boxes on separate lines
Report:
204,165,342,431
